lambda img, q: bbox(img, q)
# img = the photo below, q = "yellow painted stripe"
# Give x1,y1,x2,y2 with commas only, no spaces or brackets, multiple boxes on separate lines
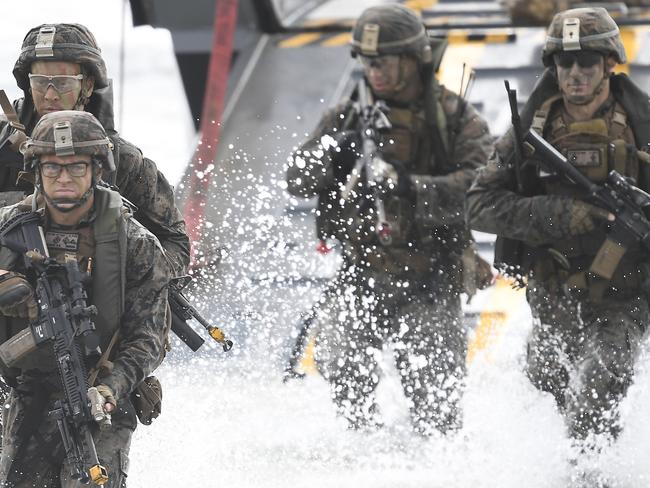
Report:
322,32,351,47
466,276,527,365
404,0,438,11
437,40,486,93
618,27,640,75
298,336,318,375
279,32,322,49
445,31,515,45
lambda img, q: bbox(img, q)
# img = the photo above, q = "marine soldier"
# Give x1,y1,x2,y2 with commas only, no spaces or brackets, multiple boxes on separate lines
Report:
0,110,170,486
0,23,189,276
467,7,650,450
286,5,492,434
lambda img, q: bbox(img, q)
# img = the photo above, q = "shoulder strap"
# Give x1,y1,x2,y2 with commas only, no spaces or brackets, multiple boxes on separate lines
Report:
531,94,563,135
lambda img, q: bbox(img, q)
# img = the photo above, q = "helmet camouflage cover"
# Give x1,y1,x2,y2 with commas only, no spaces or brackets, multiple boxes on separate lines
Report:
22,110,115,172
542,7,626,66
350,4,433,63
13,23,108,92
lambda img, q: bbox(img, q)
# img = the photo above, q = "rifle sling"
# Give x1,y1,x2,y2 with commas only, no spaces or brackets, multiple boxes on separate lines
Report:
88,329,120,387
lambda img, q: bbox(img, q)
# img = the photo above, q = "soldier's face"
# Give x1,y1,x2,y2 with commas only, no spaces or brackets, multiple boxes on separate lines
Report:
30,61,93,116
39,153,93,210
554,51,607,105
362,55,417,97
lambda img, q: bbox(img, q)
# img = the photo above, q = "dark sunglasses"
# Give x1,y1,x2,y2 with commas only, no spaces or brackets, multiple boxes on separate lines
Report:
553,50,603,69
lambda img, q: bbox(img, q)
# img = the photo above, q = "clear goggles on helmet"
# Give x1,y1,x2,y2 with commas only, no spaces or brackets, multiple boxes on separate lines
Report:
553,50,603,69
39,161,90,178
358,54,400,72
28,73,84,94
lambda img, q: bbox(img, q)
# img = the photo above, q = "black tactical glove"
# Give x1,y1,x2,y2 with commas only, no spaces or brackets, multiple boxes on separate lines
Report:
0,271,37,321
372,157,412,197
329,130,361,177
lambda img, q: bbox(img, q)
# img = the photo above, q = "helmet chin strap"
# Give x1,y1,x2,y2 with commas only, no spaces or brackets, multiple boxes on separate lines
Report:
381,56,418,101
36,170,96,213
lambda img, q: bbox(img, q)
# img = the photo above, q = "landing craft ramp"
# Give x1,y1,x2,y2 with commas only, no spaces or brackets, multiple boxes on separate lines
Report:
136,0,650,371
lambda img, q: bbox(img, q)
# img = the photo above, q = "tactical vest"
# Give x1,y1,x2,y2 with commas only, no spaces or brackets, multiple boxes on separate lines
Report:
6,187,128,372
528,96,646,296
325,77,470,270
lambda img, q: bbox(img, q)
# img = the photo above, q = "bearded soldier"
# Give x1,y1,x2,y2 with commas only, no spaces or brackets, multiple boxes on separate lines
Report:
286,4,492,435
467,7,650,450
0,23,189,276
0,111,170,486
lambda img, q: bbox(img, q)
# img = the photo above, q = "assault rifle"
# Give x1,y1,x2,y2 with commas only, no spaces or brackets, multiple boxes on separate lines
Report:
168,275,233,352
0,212,109,485
524,130,650,266
341,77,393,245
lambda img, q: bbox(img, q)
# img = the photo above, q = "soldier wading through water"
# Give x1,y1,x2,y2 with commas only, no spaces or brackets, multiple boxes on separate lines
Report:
287,4,493,435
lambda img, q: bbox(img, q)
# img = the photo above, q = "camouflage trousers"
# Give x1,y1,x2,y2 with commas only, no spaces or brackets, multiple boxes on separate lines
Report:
526,281,649,440
313,266,466,435
0,379,135,487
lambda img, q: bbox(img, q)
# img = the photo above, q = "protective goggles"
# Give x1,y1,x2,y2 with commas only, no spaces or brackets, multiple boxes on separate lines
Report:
358,54,400,72
28,73,84,94
39,161,90,178
553,50,603,69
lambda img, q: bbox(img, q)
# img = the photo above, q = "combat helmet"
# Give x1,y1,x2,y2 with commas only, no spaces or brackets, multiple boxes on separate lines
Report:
13,24,108,92
542,7,626,67
350,5,435,64
23,110,115,173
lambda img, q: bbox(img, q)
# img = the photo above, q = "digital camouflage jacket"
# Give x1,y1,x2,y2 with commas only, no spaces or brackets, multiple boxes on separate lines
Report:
0,188,170,400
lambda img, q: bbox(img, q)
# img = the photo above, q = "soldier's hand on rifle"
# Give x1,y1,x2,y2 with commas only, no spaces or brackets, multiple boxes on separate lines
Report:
88,384,116,431
373,157,412,197
569,200,615,236
0,270,38,321
329,130,361,176
96,384,116,412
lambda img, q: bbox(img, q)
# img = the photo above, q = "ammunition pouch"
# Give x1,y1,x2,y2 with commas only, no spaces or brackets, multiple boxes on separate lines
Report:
0,326,37,368
130,375,162,426
528,241,646,300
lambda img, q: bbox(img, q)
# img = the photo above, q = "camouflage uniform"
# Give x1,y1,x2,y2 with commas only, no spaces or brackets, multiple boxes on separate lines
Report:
0,112,170,487
287,5,492,434
467,8,650,440
0,23,189,276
